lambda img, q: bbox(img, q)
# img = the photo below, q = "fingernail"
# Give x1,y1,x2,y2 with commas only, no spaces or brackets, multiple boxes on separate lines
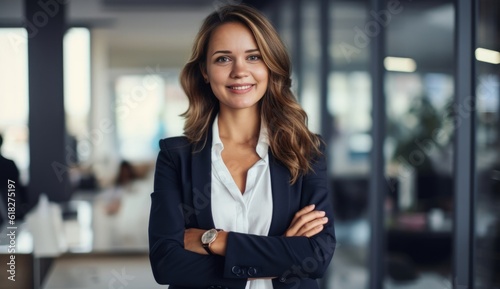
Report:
323,217,328,221
320,211,325,215
309,204,315,208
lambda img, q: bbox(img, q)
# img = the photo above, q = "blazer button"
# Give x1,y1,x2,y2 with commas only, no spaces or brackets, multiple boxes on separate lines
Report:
231,266,242,276
247,267,257,277
279,276,286,282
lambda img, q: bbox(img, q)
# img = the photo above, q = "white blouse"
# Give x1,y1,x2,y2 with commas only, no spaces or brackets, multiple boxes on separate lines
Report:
211,115,274,289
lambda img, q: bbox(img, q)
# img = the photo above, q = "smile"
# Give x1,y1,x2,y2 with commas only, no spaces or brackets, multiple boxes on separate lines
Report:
228,85,253,90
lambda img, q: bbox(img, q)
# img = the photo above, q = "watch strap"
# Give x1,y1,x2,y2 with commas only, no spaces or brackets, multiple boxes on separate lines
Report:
202,243,213,255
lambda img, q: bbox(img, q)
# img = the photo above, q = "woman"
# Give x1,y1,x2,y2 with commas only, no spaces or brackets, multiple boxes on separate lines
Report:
149,4,336,289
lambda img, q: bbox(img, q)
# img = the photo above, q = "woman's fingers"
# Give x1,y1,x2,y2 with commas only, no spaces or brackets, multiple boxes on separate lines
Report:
293,210,326,230
286,205,315,236
295,216,328,236
289,204,316,228
286,206,327,237
301,225,325,238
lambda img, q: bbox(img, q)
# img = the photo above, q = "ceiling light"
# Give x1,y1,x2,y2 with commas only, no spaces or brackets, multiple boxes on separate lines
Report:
384,57,417,72
475,48,500,64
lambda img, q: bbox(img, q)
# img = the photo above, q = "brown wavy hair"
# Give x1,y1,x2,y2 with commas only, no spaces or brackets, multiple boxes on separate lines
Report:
180,4,321,183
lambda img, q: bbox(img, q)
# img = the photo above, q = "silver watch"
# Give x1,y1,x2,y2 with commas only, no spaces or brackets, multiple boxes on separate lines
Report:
201,228,221,255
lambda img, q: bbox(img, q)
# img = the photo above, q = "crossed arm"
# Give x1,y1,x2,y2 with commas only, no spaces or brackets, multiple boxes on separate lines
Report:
149,140,336,288
184,204,329,256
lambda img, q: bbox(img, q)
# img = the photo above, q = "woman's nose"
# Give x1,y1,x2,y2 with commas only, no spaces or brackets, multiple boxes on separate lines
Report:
230,60,248,78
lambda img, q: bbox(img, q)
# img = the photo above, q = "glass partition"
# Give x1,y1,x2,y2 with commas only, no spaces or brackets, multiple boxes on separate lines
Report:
474,0,500,287
383,1,455,288
327,0,372,287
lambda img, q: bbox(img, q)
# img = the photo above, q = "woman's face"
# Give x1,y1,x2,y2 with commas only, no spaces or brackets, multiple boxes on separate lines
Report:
202,22,269,113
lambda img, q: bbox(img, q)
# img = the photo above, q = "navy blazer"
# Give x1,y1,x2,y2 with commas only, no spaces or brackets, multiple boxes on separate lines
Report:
149,130,336,289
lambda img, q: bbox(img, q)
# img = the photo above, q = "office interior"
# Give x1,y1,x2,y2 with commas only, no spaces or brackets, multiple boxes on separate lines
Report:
0,0,498,288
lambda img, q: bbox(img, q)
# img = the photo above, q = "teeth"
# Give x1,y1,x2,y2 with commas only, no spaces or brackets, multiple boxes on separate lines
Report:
230,85,252,90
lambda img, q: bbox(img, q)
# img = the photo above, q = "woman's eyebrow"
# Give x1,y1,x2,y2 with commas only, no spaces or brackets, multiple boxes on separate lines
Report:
212,48,260,56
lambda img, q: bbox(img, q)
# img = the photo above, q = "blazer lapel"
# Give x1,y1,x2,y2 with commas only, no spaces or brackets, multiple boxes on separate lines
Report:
268,151,292,236
190,128,292,233
191,131,216,229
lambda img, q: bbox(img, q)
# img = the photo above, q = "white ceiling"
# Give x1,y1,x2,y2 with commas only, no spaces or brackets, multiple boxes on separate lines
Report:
69,0,213,50
0,0,216,68
70,0,215,69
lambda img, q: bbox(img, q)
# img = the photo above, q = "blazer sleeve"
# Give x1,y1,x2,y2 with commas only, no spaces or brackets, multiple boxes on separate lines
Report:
148,140,247,289
222,141,336,282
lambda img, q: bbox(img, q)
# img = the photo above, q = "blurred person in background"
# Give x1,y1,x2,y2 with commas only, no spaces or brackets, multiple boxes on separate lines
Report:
0,134,28,226
105,160,137,215
92,159,152,250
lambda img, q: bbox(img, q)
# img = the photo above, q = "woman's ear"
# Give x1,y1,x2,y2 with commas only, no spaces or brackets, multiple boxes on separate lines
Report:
199,63,209,83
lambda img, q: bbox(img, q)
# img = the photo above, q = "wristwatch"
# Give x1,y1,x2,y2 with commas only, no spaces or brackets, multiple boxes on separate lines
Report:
201,228,222,255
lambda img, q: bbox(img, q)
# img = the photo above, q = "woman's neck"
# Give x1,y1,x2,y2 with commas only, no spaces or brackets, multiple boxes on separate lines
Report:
217,108,260,144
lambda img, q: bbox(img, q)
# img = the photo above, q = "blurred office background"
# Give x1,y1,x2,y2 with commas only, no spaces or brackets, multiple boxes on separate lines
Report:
0,0,498,288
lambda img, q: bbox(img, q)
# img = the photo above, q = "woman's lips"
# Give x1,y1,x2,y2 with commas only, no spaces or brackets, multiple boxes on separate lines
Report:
227,84,254,93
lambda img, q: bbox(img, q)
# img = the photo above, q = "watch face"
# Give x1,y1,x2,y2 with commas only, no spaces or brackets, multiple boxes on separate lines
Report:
202,229,217,244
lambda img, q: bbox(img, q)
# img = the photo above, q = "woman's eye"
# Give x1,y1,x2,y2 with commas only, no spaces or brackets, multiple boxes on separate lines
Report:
215,56,230,63
248,55,261,61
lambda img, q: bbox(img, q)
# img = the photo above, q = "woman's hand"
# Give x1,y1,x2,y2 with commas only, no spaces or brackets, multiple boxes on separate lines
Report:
184,228,228,256
285,204,328,237
184,228,208,255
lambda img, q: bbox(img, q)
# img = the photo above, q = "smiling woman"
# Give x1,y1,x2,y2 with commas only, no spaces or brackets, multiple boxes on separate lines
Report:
201,22,269,113
148,4,336,289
